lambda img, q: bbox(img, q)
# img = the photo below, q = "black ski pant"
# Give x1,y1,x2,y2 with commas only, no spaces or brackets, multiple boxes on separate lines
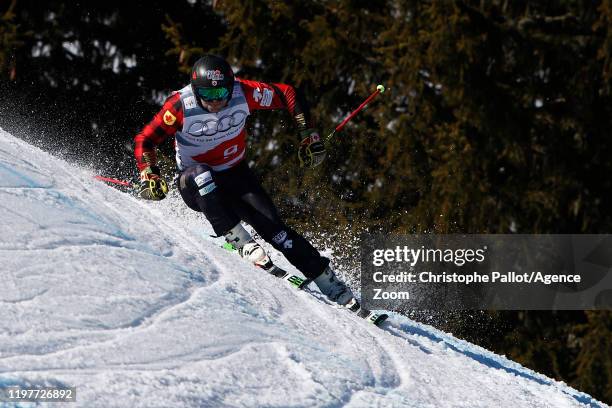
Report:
177,161,329,280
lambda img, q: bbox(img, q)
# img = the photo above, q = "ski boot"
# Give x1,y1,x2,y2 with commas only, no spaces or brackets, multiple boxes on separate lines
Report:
224,224,307,289
313,266,360,311
225,224,274,270
239,241,274,270
313,267,388,325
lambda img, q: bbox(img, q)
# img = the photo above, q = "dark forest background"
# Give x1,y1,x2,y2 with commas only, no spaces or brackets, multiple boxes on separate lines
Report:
1,0,611,403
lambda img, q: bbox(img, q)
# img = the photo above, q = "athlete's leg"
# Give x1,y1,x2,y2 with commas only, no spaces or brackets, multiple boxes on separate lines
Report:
177,164,240,236
215,162,329,280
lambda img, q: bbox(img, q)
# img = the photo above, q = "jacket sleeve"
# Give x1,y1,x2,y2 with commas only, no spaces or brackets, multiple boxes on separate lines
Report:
134,92,184,172
238,78,313,130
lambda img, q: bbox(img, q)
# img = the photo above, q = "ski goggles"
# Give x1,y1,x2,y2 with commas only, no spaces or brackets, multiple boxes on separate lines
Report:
195,86,230,101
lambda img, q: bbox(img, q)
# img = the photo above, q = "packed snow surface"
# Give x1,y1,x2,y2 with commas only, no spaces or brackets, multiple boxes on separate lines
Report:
0,129,606,407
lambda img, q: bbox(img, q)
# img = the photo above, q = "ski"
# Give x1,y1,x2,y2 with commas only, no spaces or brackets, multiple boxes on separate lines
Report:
222,242,309,290
347,298,388,326
222,242,387,326
314,292,388,327
267,265,310,289
361,309,389,326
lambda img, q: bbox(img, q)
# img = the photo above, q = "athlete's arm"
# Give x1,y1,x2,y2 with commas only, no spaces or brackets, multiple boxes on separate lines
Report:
134,92,184,172
239,78,325,168
238,78,313,130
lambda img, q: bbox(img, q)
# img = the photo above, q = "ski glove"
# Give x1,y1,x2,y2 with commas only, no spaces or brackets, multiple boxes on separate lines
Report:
138,166,168,201
298,129,326,168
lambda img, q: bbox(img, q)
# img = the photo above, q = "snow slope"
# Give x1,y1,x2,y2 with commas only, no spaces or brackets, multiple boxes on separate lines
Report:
0,129,606,408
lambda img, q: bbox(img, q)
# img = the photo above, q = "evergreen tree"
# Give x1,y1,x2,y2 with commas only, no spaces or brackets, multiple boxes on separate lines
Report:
574,311,612,402
0,0,21,80
0,0,225,178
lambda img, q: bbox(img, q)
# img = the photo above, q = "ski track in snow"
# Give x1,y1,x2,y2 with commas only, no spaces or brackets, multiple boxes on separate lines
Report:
0,129,607,408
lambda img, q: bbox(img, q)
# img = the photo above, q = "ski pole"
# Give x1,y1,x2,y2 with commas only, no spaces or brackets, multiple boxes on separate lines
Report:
325,84,385,143
94,175,136,187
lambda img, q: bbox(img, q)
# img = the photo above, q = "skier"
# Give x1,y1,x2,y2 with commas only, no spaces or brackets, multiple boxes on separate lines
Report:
134,54,357,309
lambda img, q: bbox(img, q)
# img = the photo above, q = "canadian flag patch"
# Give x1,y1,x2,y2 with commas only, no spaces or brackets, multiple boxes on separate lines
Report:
163,110,176,126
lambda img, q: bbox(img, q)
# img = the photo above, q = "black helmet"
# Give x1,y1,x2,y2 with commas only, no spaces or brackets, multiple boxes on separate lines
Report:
191,55,234,102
